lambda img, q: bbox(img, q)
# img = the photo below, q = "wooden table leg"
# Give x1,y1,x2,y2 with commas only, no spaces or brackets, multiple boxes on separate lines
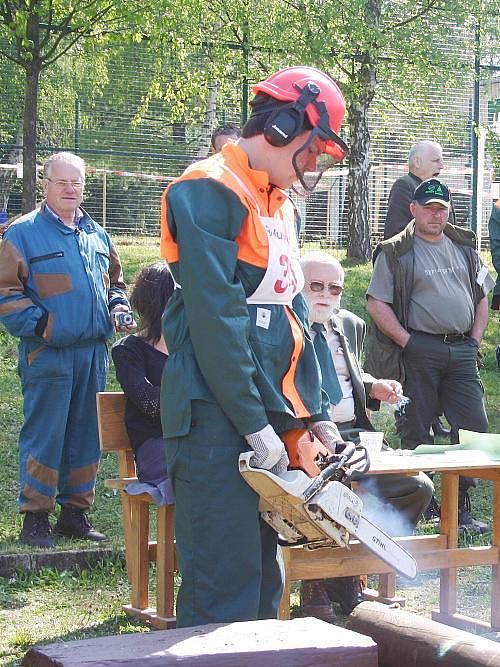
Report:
491,478,500,630
278,547,291,620
433,472,458,621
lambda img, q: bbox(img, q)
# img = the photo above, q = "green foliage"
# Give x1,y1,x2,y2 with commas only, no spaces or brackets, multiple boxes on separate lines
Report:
485,125,500,177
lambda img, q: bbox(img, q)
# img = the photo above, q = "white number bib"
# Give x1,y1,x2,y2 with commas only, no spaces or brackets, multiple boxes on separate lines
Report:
223,166,304,307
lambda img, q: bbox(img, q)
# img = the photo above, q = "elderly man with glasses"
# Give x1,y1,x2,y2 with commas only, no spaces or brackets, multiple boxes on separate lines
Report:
299,250,433,622
0,151,133,548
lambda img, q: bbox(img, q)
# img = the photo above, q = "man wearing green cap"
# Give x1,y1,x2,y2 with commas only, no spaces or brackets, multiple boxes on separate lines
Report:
365,178,493,533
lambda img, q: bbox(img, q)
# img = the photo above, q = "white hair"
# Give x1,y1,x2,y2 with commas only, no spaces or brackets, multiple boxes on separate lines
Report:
300,250,343,273
408,141,442,168
43,152,86,179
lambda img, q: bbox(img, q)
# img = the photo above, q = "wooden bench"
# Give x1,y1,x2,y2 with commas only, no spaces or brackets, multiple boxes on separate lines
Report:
97,391,401,625
96,391,176,629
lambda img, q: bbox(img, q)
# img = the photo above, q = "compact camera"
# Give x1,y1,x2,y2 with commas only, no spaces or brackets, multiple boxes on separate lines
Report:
113,311,134,328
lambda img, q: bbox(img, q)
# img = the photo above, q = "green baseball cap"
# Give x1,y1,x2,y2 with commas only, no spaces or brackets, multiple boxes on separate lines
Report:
413,178,450,207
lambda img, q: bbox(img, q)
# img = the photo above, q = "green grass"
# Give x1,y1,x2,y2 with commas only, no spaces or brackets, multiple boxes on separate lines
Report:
0,238,498,663
0,559,148,666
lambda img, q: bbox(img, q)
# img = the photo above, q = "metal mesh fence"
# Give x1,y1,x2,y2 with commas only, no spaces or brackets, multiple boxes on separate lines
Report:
0,31,499,250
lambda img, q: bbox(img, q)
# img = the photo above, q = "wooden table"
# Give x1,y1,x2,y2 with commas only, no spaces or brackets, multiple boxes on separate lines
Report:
279,451,500,633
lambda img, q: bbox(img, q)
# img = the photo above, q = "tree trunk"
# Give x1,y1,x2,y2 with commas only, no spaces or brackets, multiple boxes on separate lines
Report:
347,94,373,260
347,601,500,667
22,11,41,213
23,64,42,213
196,84,219,158
346,0,380,261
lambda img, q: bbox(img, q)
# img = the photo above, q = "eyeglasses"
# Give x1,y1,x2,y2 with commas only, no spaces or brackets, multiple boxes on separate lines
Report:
45,178,85,190
308,280,343,295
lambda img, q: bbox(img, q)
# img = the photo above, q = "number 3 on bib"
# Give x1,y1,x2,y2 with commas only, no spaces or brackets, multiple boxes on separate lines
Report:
274,254,298,294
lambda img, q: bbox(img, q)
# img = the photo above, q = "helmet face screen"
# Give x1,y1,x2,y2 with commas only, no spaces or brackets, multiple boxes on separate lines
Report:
291,128,345,194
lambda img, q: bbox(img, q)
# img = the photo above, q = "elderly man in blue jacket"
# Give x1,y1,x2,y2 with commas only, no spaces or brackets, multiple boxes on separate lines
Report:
0,152,132,548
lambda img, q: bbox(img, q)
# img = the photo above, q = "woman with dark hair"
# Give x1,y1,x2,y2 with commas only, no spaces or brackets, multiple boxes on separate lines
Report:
111,262,175,505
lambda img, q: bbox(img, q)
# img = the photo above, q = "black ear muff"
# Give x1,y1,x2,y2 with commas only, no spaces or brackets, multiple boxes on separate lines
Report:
263,103,303,147
263,82,321,148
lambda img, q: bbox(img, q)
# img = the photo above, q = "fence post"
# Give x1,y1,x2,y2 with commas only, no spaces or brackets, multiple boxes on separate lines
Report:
102,171,107,228
476,126,485,249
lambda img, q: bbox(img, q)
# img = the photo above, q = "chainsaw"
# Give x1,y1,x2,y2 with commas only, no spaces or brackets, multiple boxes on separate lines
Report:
239,429,417,580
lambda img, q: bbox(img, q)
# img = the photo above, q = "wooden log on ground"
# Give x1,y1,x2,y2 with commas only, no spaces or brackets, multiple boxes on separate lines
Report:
346,601,500,667
22,617,378,667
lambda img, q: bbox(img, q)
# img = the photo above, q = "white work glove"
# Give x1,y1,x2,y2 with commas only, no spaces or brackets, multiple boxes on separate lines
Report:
308,420,343,454
245,424,289,476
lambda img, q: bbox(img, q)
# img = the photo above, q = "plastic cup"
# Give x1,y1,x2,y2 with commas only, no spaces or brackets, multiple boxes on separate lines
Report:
358,431,384,458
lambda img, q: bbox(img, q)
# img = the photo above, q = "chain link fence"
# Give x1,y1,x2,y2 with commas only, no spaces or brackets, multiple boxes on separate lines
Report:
1,37,499,250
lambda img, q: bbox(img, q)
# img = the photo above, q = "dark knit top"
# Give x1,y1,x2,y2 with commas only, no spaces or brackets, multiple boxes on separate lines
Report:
111,334,167,452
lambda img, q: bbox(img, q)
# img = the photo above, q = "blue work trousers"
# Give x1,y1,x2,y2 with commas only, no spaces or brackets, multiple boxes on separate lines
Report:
166,399,283,628
17,340,108,512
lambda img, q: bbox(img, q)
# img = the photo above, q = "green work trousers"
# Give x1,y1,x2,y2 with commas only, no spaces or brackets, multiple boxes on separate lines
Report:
165,400,283,628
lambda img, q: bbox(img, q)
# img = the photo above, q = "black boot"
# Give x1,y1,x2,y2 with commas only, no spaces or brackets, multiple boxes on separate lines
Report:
324,576,364,614
20,511,55,549
458,489,489,534
423,494,440,523
54,505,107,541
431,417,451,438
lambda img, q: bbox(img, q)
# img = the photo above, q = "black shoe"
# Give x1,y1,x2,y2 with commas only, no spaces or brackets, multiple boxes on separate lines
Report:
54,505,107,541
431,417,451,438
20,511,55,549
458,491,489,534
324,576,364,614
423,494,441,523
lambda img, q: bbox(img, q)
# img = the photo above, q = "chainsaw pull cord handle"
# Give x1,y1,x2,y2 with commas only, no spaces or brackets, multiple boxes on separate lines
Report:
303,441,357,502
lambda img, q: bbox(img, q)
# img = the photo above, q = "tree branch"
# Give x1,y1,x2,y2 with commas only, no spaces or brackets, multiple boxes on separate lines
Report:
383,0,440,32
39,0,55,50
376,92,420,115
41,3,115,62
0,46,24,66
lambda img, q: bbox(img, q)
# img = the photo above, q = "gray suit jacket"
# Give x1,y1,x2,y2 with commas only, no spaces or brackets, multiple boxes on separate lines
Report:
330,309,379,431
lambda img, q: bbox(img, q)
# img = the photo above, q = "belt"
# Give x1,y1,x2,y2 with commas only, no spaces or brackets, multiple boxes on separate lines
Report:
409,329,467,344
337,419,357,430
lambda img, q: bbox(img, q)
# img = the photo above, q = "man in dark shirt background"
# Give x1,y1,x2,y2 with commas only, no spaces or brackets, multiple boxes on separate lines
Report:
384,140,453,240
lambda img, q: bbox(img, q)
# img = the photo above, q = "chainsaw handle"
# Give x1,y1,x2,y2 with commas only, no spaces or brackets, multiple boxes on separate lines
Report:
335,440,356,462
303,454,350,501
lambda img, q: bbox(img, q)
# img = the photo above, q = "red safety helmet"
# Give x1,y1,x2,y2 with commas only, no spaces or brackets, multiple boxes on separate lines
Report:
253,66,347,161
